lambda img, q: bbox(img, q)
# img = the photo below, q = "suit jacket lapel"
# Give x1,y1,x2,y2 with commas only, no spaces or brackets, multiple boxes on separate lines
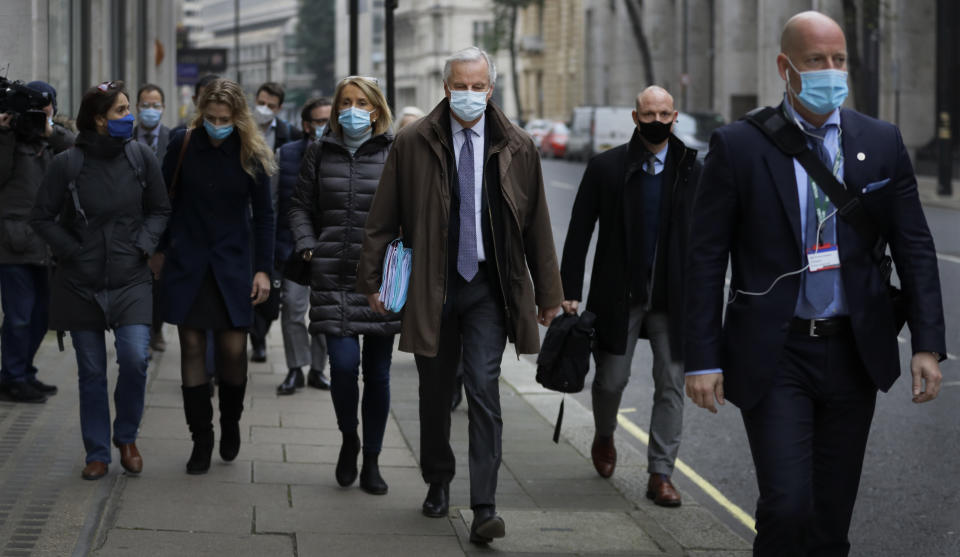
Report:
763,147,803,253
837,108,865,256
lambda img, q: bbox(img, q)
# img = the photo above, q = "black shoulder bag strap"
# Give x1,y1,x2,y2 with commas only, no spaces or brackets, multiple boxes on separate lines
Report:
744,106,892,278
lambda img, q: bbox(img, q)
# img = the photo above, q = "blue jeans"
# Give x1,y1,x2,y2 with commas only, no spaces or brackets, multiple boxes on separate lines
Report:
0,264,49,385
72,325,151,464
326,334,394,454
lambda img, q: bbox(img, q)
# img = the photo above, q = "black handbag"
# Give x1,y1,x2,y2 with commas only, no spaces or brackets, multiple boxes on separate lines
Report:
255,270,283,322
282,250,312,286
745,107,908,332
535,311,597,442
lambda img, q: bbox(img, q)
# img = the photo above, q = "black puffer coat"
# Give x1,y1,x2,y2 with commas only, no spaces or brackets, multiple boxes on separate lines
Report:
30,132,171,330
288,131,401,337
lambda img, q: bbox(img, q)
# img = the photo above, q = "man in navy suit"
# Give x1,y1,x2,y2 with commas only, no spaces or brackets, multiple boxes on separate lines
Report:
684,11,945,556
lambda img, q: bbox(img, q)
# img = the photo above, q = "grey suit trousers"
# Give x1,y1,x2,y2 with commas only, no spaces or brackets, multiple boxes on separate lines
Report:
414,265,506,509
593,305,684,476
279,278,327,371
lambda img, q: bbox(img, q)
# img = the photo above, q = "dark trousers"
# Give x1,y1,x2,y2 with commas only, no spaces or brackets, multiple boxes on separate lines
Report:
0,264,49,385
741,328,877,557
415,265,507,509
326,333,395,454
249,311,271,350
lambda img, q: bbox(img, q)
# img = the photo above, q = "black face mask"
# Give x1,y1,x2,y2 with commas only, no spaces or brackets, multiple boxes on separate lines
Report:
637,119,673,144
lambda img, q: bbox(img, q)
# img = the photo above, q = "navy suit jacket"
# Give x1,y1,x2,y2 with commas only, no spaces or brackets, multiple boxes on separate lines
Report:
684,104,946,410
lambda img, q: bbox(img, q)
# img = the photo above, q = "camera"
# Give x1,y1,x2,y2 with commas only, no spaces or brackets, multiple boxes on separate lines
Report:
0,76,51,139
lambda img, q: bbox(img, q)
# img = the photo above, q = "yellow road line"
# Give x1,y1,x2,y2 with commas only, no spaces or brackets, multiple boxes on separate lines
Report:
616,413,757,533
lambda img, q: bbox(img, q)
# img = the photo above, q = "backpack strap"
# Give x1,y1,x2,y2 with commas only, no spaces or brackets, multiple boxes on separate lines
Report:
123,140,147,189
168,129,192,199
744,106,889,270
64,147,88,225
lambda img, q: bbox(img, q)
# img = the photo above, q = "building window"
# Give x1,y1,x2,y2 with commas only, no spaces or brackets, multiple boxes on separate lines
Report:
473,21,494,51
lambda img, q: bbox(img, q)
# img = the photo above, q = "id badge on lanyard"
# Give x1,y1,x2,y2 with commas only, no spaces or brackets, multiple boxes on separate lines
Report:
808,136,844,273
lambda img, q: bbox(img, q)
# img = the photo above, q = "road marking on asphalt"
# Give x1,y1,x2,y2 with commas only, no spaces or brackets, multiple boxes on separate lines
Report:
616,413,758,533
942,381,960,388
550,181,577,191
618,407,637,413
936,252,960,265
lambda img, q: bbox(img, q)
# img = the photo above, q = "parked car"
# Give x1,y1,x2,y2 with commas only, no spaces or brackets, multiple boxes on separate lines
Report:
566,106,635,161
524,119,552,148
540,122,569,158
674,111,725,160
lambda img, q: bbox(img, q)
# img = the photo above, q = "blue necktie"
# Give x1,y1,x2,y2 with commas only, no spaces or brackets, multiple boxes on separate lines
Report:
457,128,478,281
803,125,836,313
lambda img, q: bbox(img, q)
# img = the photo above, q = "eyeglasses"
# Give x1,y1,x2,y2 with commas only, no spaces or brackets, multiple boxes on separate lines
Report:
139,102,163,110
97,81,118,92
340,75,381,87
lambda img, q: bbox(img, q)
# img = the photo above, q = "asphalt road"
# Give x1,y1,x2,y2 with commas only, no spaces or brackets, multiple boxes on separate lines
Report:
538,157,960,557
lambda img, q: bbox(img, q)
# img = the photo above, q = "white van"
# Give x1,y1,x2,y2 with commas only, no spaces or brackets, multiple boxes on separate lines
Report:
566,106,636,161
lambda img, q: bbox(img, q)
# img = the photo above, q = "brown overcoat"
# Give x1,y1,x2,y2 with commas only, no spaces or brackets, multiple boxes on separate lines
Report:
357,100,563,357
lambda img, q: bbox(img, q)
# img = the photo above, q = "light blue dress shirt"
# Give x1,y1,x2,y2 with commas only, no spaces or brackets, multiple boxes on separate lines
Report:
645,142,669,175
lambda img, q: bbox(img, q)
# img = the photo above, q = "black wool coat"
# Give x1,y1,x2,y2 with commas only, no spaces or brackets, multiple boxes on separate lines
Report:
288,130,401,338
30,132,171,330
560,131,701,360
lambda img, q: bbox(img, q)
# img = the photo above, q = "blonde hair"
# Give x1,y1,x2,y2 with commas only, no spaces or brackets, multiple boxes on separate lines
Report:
191,79,278,177
327,76,394,139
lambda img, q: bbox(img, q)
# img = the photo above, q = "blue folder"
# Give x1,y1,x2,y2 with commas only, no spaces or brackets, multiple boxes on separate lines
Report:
379,239,412,313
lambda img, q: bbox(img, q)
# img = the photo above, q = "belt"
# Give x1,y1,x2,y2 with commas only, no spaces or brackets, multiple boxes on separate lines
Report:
789,316,851,338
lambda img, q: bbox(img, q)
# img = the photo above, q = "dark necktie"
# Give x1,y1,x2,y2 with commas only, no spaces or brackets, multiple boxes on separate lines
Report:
645,152,658,175
144,132,156,155
803,125,836,313
457,128,478,281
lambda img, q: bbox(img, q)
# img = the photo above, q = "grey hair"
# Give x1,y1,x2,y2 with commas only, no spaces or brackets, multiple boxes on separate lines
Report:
443,46,497,87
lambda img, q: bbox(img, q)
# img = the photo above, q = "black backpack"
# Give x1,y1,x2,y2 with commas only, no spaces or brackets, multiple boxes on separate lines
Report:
63,140,147,225
536,311,597,442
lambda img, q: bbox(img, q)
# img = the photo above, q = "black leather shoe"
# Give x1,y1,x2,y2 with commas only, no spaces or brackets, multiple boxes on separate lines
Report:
276,368,305,395
421,483,449,518
250,345,267,363
470,506,505,545
27,378,58,395
307,368,330,390
0,381,47,403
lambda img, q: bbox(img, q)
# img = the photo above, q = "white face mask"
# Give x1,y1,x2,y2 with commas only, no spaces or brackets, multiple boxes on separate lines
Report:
254,104,275,125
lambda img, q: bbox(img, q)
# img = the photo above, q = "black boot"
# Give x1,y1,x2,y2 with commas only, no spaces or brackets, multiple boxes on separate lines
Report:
335,431,361,486
182,384,214,474
218,381,246,462
359,451,388,495
277,368,304,395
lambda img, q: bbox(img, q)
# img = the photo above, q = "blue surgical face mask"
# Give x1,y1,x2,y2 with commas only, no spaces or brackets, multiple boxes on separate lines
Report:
786,57,848,115
314,124,326,140
107,113,135,139
338,107,372,139
448,89,488,122
139,108,163,128
203,119,234,140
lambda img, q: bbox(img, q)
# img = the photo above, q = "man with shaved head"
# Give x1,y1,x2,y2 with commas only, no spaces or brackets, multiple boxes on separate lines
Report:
561,86,702,506
685,11,945,554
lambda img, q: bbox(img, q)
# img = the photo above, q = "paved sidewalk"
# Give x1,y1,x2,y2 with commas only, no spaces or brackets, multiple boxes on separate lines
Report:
0,328,751,556
916,175,960,211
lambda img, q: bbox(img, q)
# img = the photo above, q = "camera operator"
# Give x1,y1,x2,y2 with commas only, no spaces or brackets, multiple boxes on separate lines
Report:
0,80,74,403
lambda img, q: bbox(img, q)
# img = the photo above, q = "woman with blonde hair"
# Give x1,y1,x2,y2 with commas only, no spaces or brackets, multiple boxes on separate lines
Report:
158,78,276,474
289,76,400,494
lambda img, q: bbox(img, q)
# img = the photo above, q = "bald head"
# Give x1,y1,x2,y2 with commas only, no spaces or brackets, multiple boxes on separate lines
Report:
780,11,845,57
635,86,674,114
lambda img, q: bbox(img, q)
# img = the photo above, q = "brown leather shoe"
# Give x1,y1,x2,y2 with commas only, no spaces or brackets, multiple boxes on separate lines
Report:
591,434,617,478
115,442,143,474
81,461,108,480
646,473,682,507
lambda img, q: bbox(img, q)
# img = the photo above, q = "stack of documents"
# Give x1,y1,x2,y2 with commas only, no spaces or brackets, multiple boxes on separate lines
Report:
379,239,412,313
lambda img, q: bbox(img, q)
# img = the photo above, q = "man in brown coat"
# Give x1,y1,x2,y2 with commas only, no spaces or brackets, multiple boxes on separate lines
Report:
358,46,563,545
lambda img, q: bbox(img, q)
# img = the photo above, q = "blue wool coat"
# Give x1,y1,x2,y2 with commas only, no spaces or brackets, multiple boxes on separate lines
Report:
274,136,309,266
159,127,274,327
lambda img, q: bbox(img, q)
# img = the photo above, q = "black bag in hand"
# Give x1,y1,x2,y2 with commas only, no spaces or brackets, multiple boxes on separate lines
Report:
536,311,597,442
